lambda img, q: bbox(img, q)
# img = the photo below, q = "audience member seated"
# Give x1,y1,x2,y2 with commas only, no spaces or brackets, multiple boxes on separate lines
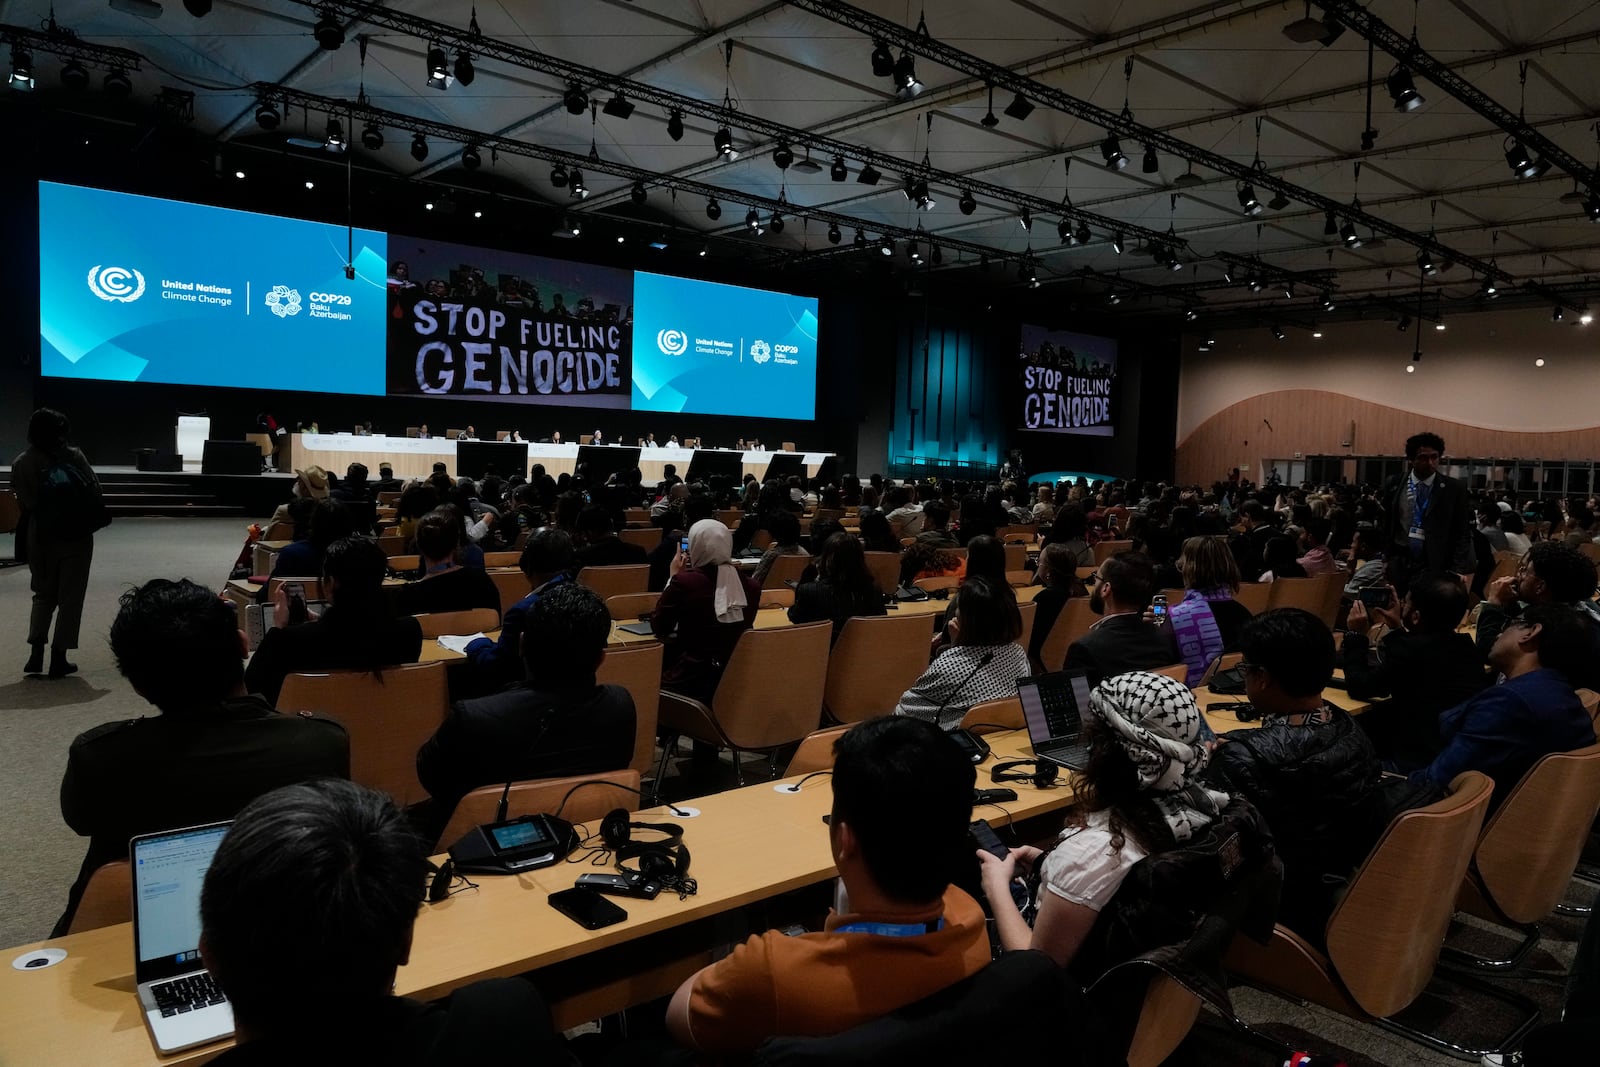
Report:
976,672,1231,969
884,485,925,537
1294,516,1339,576
394,483,438,545
751,509,809,585
1229,500,1277,581
652,518,762,705
666,716,989,1055
858,510,902,555
267,464,329,527
1205,608,1394,943
1412,601,1596,809
1167,535,1253,685
373,462,403,495
900,540,967,589
463,528,576,691
895,576,1031,729
1477,501,1511,554
914,501,959,548
416,583,634,833
269,497,354,580
1258,535,1308,582
1065,552,1176,686
788,532,887,642
1476,539,1600,691
956,492,999,544
1028,543,1082,670
1044,506,1094,568
647,494,715,592
962,534,1010,589
54,579,348,937
392,511,502,617
1031,484,1056,523
331,462,372,503
1343,575,1489,769
651,482,689,521
199,780,566,1066
245,536,424,706
573,504,649,570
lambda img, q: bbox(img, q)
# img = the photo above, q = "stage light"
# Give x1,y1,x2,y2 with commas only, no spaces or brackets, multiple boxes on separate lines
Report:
560,214,581,237
1584,312,1595,325
1406,364,1415,373
1585,191,1600,222
304,180,315,190
1324,211,1338,236
1141,146,1159,173
870,40,894,78
323,117,345,152
1248,276,1264,293
666,109,684,142
827,222,841,244
234,169,245,179
1505,138,1545,180
1075,221,1091,245
714,126,737,159
1057,219,1073,244
1101,133,1127,170
424,200,433,210
568,169,588,198
1321,293,1335,311
1283,281,1294,298
1536,357,1546,366
361,124,382,150
745,207,762,232
60,61,88,90
1112,232,1124,254
1386,66,1424,112
1482,276,1499,297
411,132,429,161
907,240,921,264
1435,320,1447,330
103,69,133,97
564,86,588,115
1397,314,1412,331
854,228,867,248
1018,207,1032,232
313,8,344,50
958,189,976,215
1416,248,1437,276
8,49,33,91
474,210,483,219
931,244,943,266
1186,309,1199,322
427,46,452,90
880,235,894,257
459,144,481,169
616,235,625,244
1283,12,1344,45
1312,330,1322,338
1165,249,1184,272
892,51,922,99
910,177,933,210
1107,291,1121,305
830,156,848,181
1237,183,1262,216
1553,306,1564,322
454,52,475,87
773,141,793,169
856,163,882,186
255,98,280,129
603,93,635,120
1268,190,1291,210
705,196,720,220
1360,127,1377,151
1340,220,1362,248
697,243,708,256
631,181,647,205
769,212,785,235
1271,325,1285,340
1003,93,1035,121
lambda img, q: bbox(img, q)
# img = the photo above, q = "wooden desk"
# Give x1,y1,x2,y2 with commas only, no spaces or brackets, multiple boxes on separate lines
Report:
249,539,291,577
0,730,1069,1067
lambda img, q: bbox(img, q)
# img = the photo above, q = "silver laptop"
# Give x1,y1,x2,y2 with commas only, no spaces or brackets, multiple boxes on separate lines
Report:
131,822,236,1054
1018,671,1096,770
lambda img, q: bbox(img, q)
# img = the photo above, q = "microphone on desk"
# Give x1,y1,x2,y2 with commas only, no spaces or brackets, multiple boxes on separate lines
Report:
933,651,994,725
782,770,834,794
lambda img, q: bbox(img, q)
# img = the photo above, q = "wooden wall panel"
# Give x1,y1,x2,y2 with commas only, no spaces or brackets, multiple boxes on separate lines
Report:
1175,389,1600,485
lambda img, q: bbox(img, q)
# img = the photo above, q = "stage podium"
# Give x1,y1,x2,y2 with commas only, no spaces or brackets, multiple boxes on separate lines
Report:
176,415,209,472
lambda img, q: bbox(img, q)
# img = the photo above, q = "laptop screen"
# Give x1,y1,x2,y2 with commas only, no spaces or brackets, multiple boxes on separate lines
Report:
1018,672,1094,745
132,823,230,968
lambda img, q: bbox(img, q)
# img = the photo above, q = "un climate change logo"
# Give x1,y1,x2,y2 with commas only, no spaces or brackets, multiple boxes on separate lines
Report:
657,328,688,356
749,340,772,365
265,285,302,318
87,265,146,303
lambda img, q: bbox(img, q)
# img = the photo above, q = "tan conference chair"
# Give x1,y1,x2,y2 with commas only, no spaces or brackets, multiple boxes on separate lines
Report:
824,613,935,723
490,570,532,615
605,592,662,621
863,551,903,594
482,550,520,568
1093,539,1133,564
1265,574,1333,616
434,769,641,853
413,608,501,639
959,696,1024,735
1035,597,1097,674
760,552,813,591
785,723,855,777
596,642,666,778
1233,582,1272,615
576,565,650,600
68,861,132,934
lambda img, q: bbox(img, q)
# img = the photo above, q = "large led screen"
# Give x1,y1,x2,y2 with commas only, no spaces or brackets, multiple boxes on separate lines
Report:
631,272,818,420
1018,325,1117,436
38,181,387,394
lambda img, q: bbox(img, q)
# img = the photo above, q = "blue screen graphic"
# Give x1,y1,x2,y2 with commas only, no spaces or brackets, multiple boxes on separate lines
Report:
630,272,818,420
38,181,388,394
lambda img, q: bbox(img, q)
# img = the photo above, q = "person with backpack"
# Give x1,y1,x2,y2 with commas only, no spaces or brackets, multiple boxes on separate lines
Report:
11,408,109,678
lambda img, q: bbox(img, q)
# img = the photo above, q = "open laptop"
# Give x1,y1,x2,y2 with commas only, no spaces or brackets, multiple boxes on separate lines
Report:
1017,671,1096,770
131,822,236,1054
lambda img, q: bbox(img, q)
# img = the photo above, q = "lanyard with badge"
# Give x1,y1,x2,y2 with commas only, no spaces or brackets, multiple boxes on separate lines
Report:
1407,476,1431,550
833,919,944,936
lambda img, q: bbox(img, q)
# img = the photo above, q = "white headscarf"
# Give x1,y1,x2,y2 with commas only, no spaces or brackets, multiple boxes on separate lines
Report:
686,518,748,623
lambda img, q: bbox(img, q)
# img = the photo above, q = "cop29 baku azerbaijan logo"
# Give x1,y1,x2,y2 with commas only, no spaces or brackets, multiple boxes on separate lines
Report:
87,265,145,303
656,328,688,356
749,339,772,365
265,285,302,318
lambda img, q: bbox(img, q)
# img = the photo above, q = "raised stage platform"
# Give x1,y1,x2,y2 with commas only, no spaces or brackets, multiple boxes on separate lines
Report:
0,466,293,520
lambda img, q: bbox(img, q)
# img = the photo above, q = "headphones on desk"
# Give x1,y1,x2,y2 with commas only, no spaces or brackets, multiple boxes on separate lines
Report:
600,809,696,894
989,759,1060,789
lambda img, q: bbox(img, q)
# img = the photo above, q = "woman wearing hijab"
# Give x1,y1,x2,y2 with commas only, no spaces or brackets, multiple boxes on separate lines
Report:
974,672,1229,969
651,518,762,704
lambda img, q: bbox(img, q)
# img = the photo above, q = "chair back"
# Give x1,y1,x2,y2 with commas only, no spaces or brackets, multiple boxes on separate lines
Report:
813,509,845,524
482,550,520,568
435,769,640,853
1265,575,1332,616
716,509,743,527
1151,663,1190,684
605,592,662,621
623,508,650,527
264,521,296,541
378,534,406,556
710,622,833,749
1579,688,1600,726
761,552,813,590
1125,974,1203,1067
387,554,420,574
1324,771,1493,1017
68,861,132,934
576,564,650,599
781,441,796,452
913,575,960,594
579,434,594,445
1016,599,1038,653
758,588,795,609
1581,543,1600,564
276,662,450,806
413,608,501,639
596,642,665,775
1233,581,1272,614
998,525,1036,544
1003,543,1028,570
619,527,659,551
863,551,902,593
1469,742,1600,924
960,696,1023,735
490,569,531,615
1093,539,1134,564
377,492,402,506
1005,570,1034,588
825,613,936,723
786,724,855,777
1487,552,1522,585
1036,598,1097,673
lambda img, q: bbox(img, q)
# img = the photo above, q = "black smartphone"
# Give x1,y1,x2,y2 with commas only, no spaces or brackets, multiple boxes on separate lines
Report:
548,887,627,930
968,819,1009,860
282,581,309,625
1358,587,1393,610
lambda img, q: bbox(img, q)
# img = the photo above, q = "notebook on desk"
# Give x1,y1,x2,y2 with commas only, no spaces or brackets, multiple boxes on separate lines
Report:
1017,671,1096,770
131,822,236,1055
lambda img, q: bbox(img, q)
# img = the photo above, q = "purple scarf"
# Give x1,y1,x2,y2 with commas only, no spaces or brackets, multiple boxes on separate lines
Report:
1169,588,1231,686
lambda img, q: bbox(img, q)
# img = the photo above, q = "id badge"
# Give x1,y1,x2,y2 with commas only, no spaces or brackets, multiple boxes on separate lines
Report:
1408,524,1426,543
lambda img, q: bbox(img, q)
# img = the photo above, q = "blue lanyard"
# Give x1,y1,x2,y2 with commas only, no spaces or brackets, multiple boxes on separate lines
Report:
833,918,944,937
1408,477,1432,524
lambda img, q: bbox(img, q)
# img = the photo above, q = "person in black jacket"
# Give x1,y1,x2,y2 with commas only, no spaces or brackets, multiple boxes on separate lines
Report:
415,582,634,836
393,510,503,617
1205,608,1387,945
787,532,886,643
1028,543,1081,672
1342,574,1489,769
55,578,349,937
246,536,424,706
1065,552,1177,686
1380,430,1474,593
573,504,650,570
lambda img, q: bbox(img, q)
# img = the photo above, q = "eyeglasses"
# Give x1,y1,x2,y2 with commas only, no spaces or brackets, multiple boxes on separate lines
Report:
1236,661,1263,673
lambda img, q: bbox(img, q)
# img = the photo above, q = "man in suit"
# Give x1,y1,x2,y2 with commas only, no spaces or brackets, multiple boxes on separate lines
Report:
463,528,576,690
373,462,404,495
416,582,635,830
1065,551,1177,686
573,504,649,570
1382,431,1474,593
1229,500,1278,582
55,578,349,937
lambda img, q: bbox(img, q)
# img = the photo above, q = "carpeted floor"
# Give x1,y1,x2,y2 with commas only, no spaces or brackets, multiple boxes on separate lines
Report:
0,517,1591,1066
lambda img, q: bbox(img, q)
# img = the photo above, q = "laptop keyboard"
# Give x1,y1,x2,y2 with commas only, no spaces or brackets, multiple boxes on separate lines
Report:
152,972,227,1016
1041,741,1091,766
